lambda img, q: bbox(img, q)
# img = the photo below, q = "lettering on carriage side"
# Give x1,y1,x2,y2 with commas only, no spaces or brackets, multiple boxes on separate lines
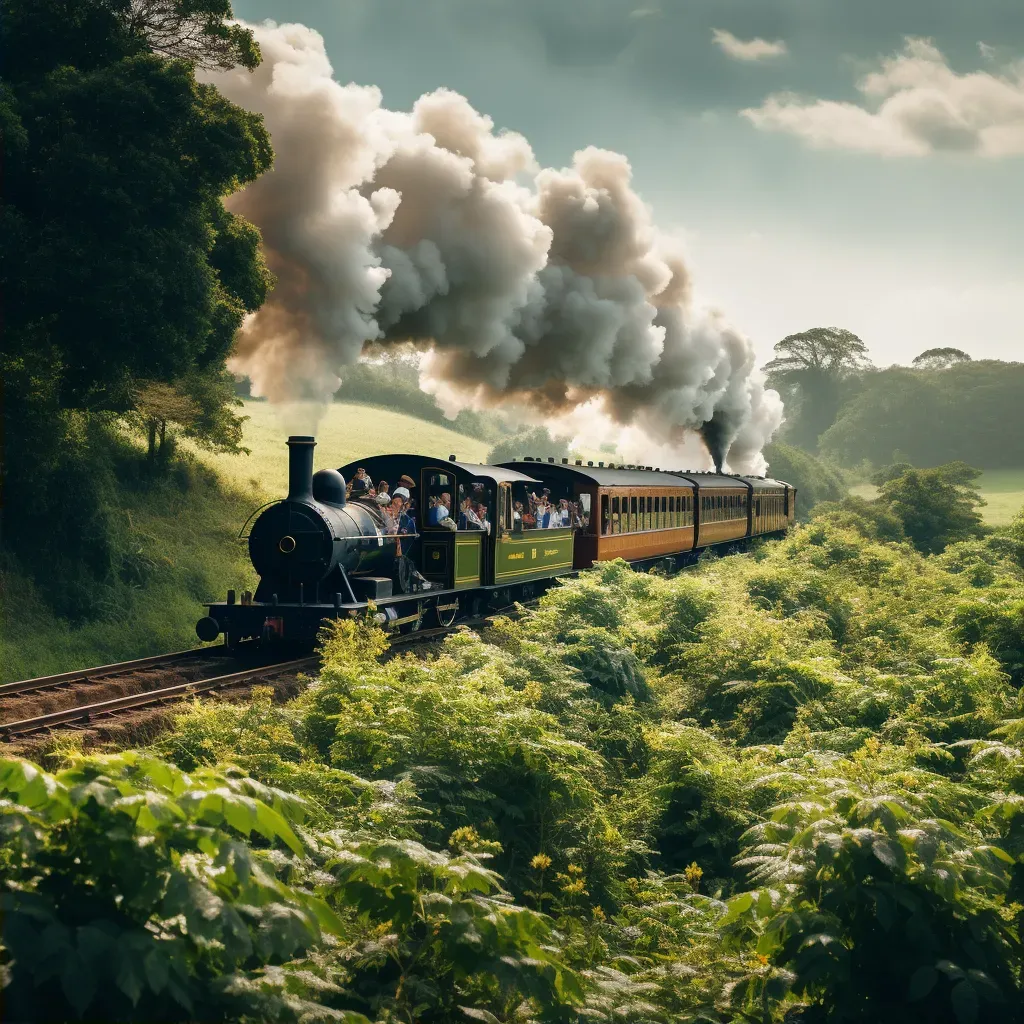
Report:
531,548,537,559
508,552,525,560
544,548,560,556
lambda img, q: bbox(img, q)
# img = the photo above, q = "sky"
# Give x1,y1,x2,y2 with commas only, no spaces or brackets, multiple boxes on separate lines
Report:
233,0,1024,370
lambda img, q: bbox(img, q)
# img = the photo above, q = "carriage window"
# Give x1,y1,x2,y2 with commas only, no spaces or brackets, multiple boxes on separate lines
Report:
578,492,592,533
457,481,493,533
500,485,512,531
425,471,455,529
630,496,638,532
601,494,609,534
611,496,620,533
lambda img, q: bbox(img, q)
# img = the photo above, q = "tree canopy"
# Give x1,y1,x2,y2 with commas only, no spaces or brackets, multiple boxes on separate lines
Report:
877,464,987,554
912,347,972,370
0,0,272,565
820,360,1024,469
763,327,871,449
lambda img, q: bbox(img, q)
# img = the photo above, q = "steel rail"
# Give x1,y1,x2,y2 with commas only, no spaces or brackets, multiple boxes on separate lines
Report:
0,608,520,739
0,657,319,739
0,648,214,699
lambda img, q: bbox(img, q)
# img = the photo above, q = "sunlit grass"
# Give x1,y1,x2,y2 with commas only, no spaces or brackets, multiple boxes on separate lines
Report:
191,401,494,496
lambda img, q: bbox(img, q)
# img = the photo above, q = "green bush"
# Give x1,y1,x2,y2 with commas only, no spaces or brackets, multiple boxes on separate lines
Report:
762,442,847,516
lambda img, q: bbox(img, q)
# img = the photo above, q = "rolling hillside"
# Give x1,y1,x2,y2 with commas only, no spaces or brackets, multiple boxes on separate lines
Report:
193,400,495,493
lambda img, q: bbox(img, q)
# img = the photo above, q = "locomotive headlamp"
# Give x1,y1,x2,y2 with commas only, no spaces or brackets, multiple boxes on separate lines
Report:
278,535,297,554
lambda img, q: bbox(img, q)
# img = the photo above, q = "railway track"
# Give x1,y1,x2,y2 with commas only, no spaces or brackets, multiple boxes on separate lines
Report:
0,647,213,699
0,615,500,741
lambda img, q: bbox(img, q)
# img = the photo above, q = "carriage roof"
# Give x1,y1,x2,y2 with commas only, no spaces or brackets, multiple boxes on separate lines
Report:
337,453,541,487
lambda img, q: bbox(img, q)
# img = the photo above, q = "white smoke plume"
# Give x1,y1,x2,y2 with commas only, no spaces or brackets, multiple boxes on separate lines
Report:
210,21,783,472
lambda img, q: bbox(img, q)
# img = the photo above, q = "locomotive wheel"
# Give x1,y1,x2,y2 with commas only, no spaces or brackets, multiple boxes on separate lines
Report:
434,597,460,628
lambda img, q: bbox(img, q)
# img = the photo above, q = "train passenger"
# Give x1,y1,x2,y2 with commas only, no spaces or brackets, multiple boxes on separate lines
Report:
534,496,552,528
395,496,415,535
428,492,451,526
512,501,524,526
350,467,371,496
554,499,571,527
376,493,398,533
459,497,484,530
476,503,491,535
377,481,391,504
392,475,416,504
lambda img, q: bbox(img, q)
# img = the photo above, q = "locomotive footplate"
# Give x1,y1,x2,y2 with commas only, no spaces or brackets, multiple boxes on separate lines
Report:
199,588,455,646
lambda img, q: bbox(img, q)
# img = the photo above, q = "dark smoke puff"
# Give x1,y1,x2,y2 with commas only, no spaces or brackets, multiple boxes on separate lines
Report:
700,414,731,473
376,241,449,330
373,142,550,366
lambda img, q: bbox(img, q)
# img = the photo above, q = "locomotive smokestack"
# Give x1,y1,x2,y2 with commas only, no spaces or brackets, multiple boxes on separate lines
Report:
286,435,316,502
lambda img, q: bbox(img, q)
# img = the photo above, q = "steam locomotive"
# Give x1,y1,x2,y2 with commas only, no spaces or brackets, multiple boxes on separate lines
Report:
195,435,795,647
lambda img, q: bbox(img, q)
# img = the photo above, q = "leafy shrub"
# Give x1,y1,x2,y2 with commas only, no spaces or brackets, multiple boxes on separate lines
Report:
0,754,336,1024
723,777,1021,1023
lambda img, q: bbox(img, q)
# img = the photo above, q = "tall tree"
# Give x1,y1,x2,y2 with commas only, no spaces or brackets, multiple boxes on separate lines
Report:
0,0,272,549
912,347,972,370
763,327,871,449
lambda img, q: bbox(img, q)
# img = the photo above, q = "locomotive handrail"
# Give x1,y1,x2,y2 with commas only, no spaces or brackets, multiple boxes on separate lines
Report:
237,500,281,540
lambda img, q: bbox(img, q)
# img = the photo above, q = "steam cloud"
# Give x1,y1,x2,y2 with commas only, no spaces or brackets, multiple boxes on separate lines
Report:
210,21,783,472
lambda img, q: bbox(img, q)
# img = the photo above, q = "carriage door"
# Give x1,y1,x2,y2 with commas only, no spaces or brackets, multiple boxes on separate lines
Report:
420,467,457,588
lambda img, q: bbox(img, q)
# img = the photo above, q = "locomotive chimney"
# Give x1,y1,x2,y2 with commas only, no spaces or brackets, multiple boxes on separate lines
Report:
286,435,316,502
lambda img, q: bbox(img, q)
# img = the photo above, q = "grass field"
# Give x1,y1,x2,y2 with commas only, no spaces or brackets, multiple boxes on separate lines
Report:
192,400,495,495
849,468,1024,527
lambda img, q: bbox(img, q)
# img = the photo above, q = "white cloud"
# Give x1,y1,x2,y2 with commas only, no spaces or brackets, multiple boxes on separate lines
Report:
711,28,787,62
743,37,1024,158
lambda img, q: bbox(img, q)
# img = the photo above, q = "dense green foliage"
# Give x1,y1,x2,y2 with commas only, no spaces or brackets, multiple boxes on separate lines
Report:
762,442,847,517
877,464,987,554
819,361,1024,470
0,0,270,599
7,503,1023,1021
814,462,988,556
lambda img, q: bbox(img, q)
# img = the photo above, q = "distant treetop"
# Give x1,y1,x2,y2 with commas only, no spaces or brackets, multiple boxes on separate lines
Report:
911,347,972,370
763,327,872,382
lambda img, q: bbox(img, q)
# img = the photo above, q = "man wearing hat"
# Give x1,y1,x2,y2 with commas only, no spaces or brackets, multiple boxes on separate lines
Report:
392,473,416,503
